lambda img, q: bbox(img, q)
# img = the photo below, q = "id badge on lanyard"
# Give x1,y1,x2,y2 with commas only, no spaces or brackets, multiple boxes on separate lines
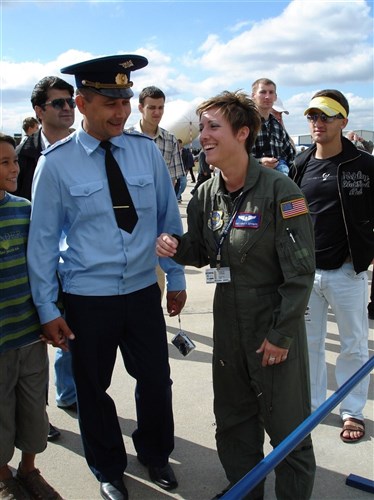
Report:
205,267,231,283
205,191,245,284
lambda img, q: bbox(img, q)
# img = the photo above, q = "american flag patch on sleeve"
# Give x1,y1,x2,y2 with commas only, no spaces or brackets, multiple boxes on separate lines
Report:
280,198,309,219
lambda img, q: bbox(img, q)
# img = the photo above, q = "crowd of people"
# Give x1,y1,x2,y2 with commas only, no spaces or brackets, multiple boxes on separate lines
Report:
1,51,373,500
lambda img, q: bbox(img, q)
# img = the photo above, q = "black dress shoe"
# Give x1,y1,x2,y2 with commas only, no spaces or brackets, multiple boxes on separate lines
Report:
137,456,178,490
148,464,178,490
47,423,61,441
100,479,128,500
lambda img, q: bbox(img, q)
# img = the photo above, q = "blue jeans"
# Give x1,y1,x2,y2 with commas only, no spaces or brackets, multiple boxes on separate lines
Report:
54,348,76,407
305,262,369,420
176,175,187,201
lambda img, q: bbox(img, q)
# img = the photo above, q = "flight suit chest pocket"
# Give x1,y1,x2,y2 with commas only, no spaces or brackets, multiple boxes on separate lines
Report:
69,181,105,217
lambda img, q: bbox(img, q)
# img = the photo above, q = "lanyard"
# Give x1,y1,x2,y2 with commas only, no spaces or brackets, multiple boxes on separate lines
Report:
213,191,246,269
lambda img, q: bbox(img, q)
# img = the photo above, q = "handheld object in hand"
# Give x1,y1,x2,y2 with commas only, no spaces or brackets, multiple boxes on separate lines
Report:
172,331,196,356
171,315,196,356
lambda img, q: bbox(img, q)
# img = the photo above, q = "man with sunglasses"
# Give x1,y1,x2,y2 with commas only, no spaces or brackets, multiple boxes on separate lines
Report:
290,89,374,444
16,76,76,200
16,75,77,441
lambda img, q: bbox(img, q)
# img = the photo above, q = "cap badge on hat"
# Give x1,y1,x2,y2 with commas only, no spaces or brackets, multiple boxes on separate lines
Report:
115,74,130,86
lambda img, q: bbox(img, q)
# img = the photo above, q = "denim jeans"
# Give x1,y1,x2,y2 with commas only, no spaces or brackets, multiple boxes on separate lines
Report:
305,262,369,420
176,175,187,201
54,348,76,407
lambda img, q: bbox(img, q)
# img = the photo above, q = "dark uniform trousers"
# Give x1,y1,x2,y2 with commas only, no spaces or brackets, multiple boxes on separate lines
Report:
212,285,316,500
64,284,174,482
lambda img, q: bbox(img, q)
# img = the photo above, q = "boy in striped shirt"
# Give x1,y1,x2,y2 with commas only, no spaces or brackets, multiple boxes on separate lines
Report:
0,133,61,499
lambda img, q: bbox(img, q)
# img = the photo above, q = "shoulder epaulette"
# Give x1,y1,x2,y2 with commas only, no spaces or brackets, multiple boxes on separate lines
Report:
42,135,73,155
124,130,153,141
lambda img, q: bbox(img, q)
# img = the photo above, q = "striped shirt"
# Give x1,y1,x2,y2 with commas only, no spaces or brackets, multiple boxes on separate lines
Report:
0,193,40,353
127,122,185,182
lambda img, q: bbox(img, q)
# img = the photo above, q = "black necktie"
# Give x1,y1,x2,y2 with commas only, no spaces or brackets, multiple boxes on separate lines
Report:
100,141,138,233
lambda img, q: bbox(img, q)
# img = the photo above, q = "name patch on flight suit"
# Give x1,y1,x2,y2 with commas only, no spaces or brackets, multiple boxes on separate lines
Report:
233,212,261,228
280,198,308,219
208,210,224,231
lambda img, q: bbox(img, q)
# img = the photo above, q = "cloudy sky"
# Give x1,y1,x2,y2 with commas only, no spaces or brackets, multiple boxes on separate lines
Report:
1,0,373,140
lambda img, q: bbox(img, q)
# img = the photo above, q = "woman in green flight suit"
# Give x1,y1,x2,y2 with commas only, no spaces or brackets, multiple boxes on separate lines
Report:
156,90,316,500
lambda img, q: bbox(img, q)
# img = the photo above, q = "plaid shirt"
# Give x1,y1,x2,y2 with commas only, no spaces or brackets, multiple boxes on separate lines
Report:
252,114,296,166
127,122,184,182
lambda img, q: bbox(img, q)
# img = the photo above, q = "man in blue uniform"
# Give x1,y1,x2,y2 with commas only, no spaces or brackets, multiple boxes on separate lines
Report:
27,54,186,500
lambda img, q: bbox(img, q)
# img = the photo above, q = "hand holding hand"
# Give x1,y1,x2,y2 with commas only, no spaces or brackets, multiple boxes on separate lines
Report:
40,317,75,352
156,233,179,257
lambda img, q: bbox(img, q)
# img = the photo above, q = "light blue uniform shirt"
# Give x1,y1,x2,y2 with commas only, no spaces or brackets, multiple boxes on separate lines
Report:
27,128,186,325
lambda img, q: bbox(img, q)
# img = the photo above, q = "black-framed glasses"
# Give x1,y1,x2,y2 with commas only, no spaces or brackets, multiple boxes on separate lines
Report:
43,98,76,110
306,113,343,123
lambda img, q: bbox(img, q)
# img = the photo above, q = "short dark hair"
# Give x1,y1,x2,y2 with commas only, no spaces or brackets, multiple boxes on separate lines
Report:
22,116,39,134
196,90,262,155
252,78,277,93
138,86,165,105
311,89,349,116
76,87,95,101
0,133,16,149
31,76,74,109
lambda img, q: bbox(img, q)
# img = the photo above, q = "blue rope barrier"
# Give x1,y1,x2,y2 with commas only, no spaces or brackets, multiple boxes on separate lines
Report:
222,356,374,500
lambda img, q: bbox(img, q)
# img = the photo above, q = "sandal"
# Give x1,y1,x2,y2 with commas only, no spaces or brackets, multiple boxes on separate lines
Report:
16,467,63,500
0,476,30,499
340,418,365,443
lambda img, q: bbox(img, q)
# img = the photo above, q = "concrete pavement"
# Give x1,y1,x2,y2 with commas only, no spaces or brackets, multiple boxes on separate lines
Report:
10,179,373,499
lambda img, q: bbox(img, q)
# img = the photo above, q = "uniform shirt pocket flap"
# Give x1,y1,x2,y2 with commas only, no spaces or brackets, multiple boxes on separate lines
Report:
70,181,104,197
125,175,155,209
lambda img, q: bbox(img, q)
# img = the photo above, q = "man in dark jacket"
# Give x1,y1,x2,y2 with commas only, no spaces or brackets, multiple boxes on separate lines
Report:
15,76,75,200
290,89,374,444
178,139,195,183
190,149,211,195
16,76,77,440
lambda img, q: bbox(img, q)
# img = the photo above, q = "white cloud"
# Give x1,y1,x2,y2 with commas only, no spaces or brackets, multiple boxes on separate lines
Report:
228,20,254,33
192,0,373,86
0,0,372,137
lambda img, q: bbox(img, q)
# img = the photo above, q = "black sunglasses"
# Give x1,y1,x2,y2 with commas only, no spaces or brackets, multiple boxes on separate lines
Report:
43,98,76,110
306,113,343,123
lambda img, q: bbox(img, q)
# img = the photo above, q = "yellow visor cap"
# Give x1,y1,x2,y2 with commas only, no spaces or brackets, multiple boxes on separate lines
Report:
304,96,347,118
